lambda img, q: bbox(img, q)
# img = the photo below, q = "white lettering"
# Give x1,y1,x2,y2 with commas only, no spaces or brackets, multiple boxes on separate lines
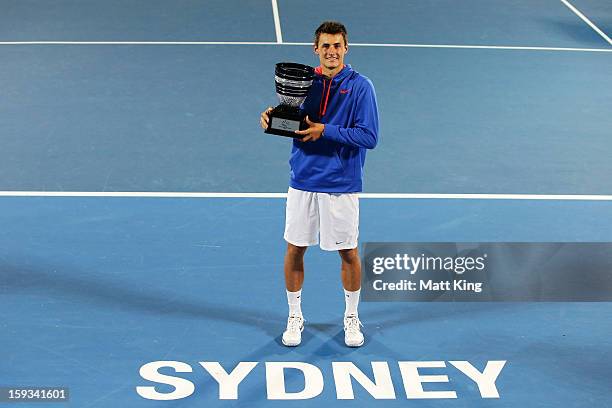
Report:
372,257,385,274
398,361,457,399
265,362,324,400
136,361,195,400
332,362,396,399
449,360,506,398
410,256,421,274
199,362,258,400
135,360,506,401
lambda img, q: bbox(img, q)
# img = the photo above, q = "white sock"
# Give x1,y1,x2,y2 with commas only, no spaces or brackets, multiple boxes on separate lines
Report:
344,288,360,317
287,289,302,317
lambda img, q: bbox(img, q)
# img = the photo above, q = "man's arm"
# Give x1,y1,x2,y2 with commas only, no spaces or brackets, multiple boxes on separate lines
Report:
321,79,379,149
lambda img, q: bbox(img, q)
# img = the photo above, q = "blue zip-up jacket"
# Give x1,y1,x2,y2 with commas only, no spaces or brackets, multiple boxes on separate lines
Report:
290,64,379,193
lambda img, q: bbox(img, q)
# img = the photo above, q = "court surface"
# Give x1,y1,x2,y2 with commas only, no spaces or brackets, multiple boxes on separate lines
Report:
1,1,611,407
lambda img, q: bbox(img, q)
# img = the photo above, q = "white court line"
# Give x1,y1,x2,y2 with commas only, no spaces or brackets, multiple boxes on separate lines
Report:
560,0,612,45
1,191,612,201
285,41,612,52
0,41,279,45
0,41,610,52
271,0,283,44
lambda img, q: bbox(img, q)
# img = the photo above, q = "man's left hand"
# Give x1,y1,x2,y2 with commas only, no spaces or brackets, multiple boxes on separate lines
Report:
294,116,324,142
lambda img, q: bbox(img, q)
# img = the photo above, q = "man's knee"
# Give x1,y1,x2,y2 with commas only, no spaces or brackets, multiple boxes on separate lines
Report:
339,247,360,264
287,242,308,259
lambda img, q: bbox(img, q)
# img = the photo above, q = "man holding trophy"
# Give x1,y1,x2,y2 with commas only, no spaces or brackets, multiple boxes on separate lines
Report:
260,21,379,347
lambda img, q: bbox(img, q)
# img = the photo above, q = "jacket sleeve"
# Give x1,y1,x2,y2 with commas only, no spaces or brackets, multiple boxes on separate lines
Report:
322,78,379,149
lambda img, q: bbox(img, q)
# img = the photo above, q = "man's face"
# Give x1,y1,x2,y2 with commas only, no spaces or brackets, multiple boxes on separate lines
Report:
314,33,348,71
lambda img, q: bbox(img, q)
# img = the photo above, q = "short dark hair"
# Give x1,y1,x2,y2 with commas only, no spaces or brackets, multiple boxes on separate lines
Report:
314,21,348,47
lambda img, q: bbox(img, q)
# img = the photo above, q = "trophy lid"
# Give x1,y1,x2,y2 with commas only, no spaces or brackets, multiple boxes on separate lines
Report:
275,62,315,81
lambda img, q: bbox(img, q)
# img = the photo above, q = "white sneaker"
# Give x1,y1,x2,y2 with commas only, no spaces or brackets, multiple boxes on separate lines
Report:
282,315,304,346
344,315,364,347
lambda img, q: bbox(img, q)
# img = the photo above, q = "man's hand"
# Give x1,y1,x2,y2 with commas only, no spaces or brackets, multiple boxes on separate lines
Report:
294,116,325,142
260,107,274,130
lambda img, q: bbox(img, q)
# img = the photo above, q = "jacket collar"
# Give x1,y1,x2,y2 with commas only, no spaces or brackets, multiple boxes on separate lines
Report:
314,64,352,82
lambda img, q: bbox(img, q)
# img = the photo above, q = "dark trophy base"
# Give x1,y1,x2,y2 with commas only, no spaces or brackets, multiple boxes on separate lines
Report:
265,105,307,139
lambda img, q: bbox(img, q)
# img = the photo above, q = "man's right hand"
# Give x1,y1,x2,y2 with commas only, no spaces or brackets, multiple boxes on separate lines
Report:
260,107,274,130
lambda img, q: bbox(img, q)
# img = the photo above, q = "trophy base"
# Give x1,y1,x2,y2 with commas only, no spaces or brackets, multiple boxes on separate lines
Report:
265,106,307,139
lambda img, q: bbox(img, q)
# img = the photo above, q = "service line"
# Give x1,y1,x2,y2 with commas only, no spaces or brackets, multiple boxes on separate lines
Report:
0,41,610,53
1,192,612,201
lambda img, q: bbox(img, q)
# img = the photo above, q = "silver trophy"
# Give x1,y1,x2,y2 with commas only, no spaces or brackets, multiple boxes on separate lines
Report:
265,62,315,138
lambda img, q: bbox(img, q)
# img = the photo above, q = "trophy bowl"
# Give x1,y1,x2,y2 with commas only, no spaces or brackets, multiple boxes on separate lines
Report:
265,62,315,138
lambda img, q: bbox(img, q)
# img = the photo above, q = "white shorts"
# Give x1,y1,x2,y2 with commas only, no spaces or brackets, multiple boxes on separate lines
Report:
284,187,359,251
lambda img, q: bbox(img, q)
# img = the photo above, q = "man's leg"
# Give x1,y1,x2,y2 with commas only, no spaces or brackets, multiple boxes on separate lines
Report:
282,187,318,346
282,243,307,346
285,242,307,292
339,247,361,291
316,190,362,347
339,247,364,347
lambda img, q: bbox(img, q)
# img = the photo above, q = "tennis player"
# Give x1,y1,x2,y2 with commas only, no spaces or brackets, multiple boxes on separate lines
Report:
260,21,379,347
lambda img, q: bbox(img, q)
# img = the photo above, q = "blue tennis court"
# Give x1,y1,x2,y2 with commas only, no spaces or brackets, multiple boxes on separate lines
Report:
1,1,611,407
